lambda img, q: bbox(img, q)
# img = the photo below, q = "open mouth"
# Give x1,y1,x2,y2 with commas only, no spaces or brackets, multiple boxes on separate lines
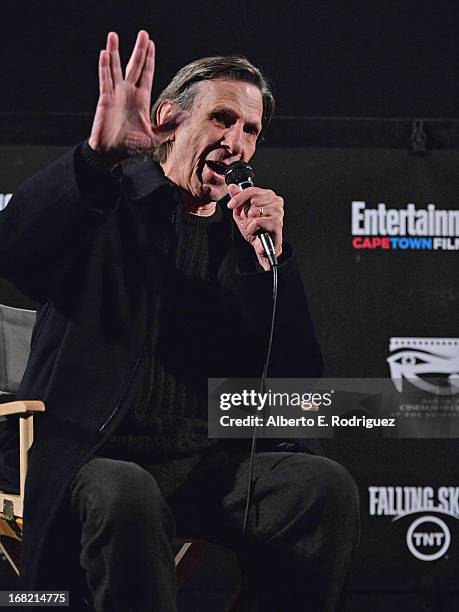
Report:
205,160,228,176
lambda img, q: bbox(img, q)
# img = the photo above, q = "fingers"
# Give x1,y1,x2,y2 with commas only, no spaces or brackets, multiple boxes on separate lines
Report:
228,187,284,254
106,32,123,85
227,183,240,198
228,187,254,221
245,216,280,236
99,32,122,95
226,186,255,209
98,50,113,96
237,209,283,259
227,187,278,210
227,187,283,221
227,185,284,261
99,30,154,92
138,39,156,92
125,30,149,84
243,214,283,258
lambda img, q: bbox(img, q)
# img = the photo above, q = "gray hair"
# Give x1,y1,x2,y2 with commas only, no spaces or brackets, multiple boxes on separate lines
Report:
150,55,275,162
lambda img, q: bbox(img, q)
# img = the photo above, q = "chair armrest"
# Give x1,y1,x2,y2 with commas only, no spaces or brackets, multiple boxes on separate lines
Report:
0,401,45,417
0,401,45,518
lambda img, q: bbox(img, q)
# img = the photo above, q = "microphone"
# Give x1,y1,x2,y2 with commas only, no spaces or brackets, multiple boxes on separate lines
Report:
224,161,278,268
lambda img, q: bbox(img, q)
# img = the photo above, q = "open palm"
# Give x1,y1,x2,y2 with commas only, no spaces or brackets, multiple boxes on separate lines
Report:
89,31,186,166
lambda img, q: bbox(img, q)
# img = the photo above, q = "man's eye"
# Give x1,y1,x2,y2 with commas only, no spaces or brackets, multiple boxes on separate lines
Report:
213,114,229,125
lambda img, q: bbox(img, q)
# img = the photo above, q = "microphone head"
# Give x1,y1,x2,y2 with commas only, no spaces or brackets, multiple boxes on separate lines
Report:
224,161,255,186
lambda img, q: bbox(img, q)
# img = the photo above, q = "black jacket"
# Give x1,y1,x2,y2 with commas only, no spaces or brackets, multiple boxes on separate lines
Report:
0,144,323,588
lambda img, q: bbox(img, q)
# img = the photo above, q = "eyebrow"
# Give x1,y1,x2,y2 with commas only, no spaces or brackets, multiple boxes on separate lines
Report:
210,107,262,134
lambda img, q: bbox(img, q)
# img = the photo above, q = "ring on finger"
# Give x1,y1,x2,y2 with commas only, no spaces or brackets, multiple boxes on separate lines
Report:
258,206,264,218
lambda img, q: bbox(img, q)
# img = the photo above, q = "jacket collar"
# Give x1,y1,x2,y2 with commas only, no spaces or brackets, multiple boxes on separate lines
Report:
123,157,171,201
123,157,232,219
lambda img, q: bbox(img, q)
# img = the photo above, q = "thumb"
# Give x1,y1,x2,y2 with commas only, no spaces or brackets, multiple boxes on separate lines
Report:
227,183,240,197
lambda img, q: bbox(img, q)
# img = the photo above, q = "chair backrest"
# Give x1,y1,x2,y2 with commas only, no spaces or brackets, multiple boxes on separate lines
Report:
0,305,38,573
0,304,36,397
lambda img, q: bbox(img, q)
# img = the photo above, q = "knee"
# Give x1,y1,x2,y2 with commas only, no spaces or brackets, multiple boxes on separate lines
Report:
285,454,359,520
105,461,163,521
316,457,358,508
72,458,169,529
303,456,360,545
284,454,360,548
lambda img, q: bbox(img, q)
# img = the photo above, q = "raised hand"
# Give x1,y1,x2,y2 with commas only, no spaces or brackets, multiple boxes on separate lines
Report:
88,30,187,166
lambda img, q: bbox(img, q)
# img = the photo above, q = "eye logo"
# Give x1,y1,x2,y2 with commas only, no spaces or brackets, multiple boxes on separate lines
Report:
387,338,459,395
406,516,451,561
0,193,12,211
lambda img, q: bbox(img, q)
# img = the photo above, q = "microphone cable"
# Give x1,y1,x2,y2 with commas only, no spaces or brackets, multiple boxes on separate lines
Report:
240,262,278,611
224,161,280,610
242,263,278,538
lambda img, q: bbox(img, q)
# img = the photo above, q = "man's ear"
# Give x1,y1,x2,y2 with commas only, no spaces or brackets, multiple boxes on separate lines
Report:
156,101,180,141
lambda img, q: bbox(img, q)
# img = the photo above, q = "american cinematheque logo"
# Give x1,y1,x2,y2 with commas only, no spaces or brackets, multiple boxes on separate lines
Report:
369,486,459,561
351,201,459,250
387,337,459,396
386,337,459,426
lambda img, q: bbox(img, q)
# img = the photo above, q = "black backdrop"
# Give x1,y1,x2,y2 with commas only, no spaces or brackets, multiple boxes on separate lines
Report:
1,0,459,118
0,143,458,610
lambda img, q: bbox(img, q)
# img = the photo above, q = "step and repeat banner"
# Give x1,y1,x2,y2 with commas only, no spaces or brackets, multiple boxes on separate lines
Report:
0,144,458,606
256,147,458,608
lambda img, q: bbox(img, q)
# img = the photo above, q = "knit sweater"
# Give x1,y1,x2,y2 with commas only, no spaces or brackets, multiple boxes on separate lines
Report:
100,201,229,461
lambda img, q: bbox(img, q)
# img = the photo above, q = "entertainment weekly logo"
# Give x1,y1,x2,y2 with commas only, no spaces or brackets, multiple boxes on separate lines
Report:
369,486,459,561
351,201,459,250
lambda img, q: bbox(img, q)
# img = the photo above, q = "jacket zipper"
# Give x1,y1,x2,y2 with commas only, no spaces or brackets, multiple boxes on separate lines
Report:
98,348,144,432
98,202,176,433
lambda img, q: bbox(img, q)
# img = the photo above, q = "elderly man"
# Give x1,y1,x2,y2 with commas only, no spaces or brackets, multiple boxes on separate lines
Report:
0,31,359,611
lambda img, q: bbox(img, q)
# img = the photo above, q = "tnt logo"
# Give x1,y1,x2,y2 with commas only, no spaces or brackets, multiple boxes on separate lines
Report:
368,486,458,562
406,516,451,561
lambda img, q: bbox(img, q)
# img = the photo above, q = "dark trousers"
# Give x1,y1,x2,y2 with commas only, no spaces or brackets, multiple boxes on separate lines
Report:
69,445,360,611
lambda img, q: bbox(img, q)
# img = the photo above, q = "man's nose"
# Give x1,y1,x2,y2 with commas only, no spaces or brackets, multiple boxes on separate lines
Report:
222,123,244,156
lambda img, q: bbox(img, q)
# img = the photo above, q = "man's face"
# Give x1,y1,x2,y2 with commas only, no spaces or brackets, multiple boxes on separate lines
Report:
161,79,263,203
